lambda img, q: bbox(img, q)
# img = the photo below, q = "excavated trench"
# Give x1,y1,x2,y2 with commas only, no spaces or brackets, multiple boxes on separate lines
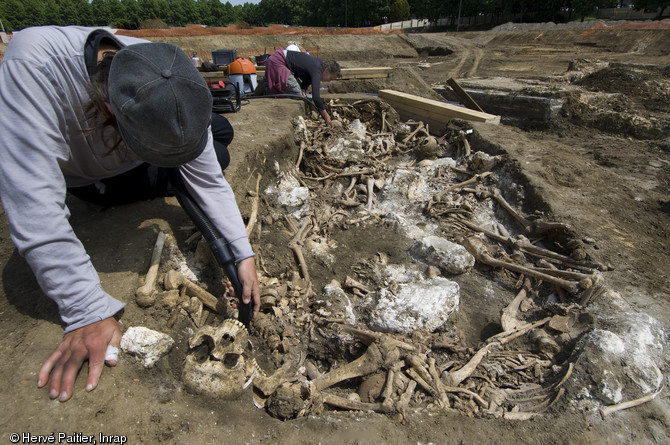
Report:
105,44,669,424
141,94,660,422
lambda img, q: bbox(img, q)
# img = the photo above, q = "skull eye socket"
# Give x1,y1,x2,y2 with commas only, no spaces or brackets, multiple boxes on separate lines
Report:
223,353,241,368
190,334,219,363
192,343,211,363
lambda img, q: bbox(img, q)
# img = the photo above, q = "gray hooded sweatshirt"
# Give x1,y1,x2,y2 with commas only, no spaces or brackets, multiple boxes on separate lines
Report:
0,26,253,333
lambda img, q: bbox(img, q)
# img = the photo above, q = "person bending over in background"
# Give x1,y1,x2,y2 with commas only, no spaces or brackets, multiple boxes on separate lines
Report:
256,47,341,125
0,26,261,402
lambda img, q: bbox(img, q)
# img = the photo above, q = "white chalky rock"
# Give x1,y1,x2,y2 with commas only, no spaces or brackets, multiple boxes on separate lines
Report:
327,137,366,161
277,186,310,219
410,236,475,275
368,277,460,334
348,119,367,140
293,115,310,143
265,170,311,219
574,309,665,404
120,326,175,368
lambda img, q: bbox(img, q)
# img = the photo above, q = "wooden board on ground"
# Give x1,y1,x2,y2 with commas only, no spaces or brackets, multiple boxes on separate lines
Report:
378,89,500,125
201,71,228,82
200,66,390,81
241,66,390,80
340,67,392,79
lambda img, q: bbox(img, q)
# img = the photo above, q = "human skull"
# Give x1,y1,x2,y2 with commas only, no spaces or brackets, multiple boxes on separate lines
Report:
182,319,253,400
414,135,441,160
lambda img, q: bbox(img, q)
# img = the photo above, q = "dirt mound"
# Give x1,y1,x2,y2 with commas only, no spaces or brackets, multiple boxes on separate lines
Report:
574,65,670,109
117,24,399,38
581,19,670,34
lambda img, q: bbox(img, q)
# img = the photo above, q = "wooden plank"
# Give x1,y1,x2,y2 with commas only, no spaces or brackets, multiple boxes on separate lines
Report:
201,66,391,80
340,73,390,79
386,108,452,135
340,67,391,80
254,67,390,79
379,89,500,125
341,67,392,75
447,78,484,112
384,96,500,125
201,71,228,81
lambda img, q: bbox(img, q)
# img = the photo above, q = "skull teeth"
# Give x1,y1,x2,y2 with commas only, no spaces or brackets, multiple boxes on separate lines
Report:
227,318,248,332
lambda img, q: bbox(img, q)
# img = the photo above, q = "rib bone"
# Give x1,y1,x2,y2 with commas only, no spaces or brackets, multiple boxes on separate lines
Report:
600,387,663,418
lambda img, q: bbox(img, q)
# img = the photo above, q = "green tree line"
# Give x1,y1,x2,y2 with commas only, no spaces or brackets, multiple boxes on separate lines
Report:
0,0,667,32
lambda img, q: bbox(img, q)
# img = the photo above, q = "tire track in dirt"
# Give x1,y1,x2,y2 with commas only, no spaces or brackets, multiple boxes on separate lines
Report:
403,34,483,80
443,37,483,79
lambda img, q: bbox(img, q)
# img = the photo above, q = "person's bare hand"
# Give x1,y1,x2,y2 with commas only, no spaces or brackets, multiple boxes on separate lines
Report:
227,257,261,316
37,317,121,402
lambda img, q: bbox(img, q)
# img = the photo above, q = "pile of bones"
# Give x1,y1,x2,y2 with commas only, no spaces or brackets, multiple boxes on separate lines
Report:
133,97,615,421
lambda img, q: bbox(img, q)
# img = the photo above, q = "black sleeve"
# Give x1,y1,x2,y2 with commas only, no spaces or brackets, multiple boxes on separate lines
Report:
286,52,325,111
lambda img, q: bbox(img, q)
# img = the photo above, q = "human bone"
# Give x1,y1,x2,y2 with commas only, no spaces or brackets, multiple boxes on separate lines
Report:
182,319,253,400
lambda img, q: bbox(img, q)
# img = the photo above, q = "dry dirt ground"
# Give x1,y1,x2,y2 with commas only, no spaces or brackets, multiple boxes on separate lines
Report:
1,23,669,444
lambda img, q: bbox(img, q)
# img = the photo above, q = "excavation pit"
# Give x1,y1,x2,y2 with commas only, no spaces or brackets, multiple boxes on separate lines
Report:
125,96,663,422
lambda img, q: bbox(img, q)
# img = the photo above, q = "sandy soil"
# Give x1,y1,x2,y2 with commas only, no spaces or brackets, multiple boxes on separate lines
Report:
1,23,669,444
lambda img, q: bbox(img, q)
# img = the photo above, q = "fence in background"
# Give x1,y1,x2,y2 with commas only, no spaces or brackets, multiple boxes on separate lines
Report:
377,7,670,32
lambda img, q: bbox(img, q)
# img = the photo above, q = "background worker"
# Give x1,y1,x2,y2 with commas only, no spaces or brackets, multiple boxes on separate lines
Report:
257,47,341,125
0,26,261,402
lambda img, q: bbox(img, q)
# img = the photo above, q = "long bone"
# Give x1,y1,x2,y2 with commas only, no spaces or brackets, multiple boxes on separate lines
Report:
402,122,425,144
463,237,582,294
135,231,167,307
456,218,607,272
252,360,297,397
288,218,312,281
397,380,417,417
381,365,398,408
442,342,496,387
343,276,372,294
600,386,663,418
501,278,532,332
333,323,415,352
487,188,533,234
164,269,221,312
428,172,492,211
364,175,376,209
323,393,396,414
312,336,400,392
245,174,262,237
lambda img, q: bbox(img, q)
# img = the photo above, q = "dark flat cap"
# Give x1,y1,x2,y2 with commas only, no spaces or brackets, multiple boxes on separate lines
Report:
108,42,212,167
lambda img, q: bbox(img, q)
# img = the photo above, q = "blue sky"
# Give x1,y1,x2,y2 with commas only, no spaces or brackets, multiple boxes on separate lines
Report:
227,0,261,6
